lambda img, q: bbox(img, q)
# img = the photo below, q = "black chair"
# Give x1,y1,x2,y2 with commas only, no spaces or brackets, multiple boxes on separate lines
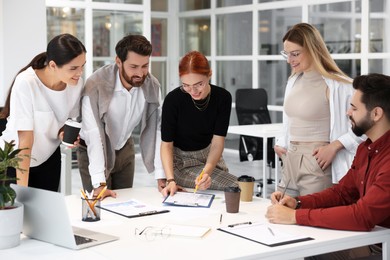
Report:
235,88,275,196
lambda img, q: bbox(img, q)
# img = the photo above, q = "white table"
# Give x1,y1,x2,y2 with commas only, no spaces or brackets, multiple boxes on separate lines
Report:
228,123,284,198
3,187,389,260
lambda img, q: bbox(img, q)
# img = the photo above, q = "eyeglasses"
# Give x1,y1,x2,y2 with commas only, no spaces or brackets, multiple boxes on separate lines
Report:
134,226,171,241
181,80,207,92
280,50,301,60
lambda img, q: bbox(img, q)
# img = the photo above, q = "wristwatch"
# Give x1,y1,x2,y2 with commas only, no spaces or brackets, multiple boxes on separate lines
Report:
295,198,301,209
93,182,107,189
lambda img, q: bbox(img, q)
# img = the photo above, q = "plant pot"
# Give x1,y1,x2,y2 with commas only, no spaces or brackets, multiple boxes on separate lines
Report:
0,202,24,250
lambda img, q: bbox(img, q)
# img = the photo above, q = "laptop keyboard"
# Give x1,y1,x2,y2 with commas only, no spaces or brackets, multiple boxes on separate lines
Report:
74,234,96,245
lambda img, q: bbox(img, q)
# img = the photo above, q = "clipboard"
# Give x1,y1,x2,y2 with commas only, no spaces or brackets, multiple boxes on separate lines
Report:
98,199,170,218
162,191,215,208
218,222,313,247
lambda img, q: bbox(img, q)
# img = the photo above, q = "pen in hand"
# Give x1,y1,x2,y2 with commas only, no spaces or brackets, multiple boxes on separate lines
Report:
279,179,290,203
194,169,205,193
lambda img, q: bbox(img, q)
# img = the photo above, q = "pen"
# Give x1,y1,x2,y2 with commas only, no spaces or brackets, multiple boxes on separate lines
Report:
268,227,275,236
228,221,252,228
280,179,291,202
220,214,223,224
194,169,205,193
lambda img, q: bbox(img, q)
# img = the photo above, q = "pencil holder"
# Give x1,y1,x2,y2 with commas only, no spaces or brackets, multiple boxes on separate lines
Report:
81,198,101,222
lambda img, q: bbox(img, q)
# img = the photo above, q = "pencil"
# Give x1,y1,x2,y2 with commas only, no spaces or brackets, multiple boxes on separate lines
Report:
194,169,205,193
92,186,107,207
81,189,97,216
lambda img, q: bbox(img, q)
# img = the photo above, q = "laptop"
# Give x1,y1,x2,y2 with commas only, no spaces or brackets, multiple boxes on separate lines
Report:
11,184,119,250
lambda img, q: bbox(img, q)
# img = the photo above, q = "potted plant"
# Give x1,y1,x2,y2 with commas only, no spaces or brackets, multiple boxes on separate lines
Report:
0,140,27,250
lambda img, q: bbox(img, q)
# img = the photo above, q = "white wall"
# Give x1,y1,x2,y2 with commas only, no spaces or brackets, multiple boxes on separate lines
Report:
0,0,46,106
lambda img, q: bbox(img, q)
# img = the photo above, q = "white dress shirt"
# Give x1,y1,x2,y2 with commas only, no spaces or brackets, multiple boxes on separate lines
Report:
80,71,145,186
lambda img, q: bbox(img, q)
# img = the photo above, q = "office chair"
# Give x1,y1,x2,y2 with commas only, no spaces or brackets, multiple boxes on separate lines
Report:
235,88,275,196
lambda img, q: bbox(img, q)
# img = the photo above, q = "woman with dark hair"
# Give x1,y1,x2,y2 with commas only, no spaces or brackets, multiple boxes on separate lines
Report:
0,33,86,191
159,50,238,196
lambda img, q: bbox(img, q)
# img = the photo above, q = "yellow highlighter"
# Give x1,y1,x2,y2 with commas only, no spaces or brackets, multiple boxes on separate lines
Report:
194,169,205,193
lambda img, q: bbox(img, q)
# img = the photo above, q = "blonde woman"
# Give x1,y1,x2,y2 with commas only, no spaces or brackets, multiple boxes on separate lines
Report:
274,23,363,197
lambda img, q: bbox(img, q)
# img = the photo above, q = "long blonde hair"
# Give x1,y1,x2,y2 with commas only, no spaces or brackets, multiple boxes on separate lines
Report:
283,23,351,84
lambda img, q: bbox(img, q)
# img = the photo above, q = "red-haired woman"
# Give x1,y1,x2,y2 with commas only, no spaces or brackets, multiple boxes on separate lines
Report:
159,51,238,196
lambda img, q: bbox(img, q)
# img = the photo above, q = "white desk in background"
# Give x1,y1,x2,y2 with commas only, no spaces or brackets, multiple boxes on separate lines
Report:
228,123,284,198
3,187,389,260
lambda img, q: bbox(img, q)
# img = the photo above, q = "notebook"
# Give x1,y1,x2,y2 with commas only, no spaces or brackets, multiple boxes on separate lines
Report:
11,184,119,250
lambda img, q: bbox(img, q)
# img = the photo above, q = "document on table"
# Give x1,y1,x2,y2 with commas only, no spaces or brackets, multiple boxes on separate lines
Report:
99,199,170,218
162,191,215,208
163,224,211,238
218,222,313,247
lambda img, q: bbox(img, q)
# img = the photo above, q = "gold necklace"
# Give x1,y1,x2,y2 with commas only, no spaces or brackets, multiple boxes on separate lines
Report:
192,92,211,111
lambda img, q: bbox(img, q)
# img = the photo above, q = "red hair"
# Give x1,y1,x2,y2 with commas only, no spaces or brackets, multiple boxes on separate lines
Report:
179,51,211,77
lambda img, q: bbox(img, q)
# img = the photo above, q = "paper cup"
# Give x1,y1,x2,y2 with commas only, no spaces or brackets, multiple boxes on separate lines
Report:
224,186,241,213
62,119,81,146
238,175,255,202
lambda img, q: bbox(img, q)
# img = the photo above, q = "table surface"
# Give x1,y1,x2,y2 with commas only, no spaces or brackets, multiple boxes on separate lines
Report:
228,123,284,138
3,187,389,260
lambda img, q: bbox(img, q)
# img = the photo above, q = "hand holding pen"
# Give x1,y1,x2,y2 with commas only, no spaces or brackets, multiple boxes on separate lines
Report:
194,170,205,193
194,169,212,193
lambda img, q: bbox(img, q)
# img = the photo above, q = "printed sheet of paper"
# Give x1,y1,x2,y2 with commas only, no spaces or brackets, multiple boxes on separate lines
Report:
162,192,215,208
218,222,313,247
163,224,211,238
99,199,169,218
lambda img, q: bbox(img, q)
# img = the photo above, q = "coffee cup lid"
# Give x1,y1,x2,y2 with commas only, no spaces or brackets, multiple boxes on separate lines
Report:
237,175,255,182
65,119,81,128
224,186,241,192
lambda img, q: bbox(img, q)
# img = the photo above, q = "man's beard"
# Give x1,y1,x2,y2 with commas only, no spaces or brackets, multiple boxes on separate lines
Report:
350,113,374,137
122,65,147,87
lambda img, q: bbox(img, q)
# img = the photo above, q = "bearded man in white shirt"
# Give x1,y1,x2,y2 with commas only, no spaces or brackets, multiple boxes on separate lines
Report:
77,34,164,199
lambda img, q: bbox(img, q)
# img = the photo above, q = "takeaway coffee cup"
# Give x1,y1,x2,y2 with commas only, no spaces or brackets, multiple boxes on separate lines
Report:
237,175,255,202
224,186,241,213
62,119,81,146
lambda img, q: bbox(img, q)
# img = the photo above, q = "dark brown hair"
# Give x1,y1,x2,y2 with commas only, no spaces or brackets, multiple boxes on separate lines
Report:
1,34,86,118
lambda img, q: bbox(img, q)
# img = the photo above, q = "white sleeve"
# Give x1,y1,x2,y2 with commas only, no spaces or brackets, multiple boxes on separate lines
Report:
81,96,106,185
10,78,34,130
153,88,166,180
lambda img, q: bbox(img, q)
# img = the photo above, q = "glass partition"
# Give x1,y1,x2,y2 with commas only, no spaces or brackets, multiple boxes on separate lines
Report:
152,18,167,57
216,12,252,55
180,0,210,11
309,2,361,55
180,17,211,55
47,7,85,43
217,0,252,7
258,7,301,55
92,10,142,71
216,60,252,100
